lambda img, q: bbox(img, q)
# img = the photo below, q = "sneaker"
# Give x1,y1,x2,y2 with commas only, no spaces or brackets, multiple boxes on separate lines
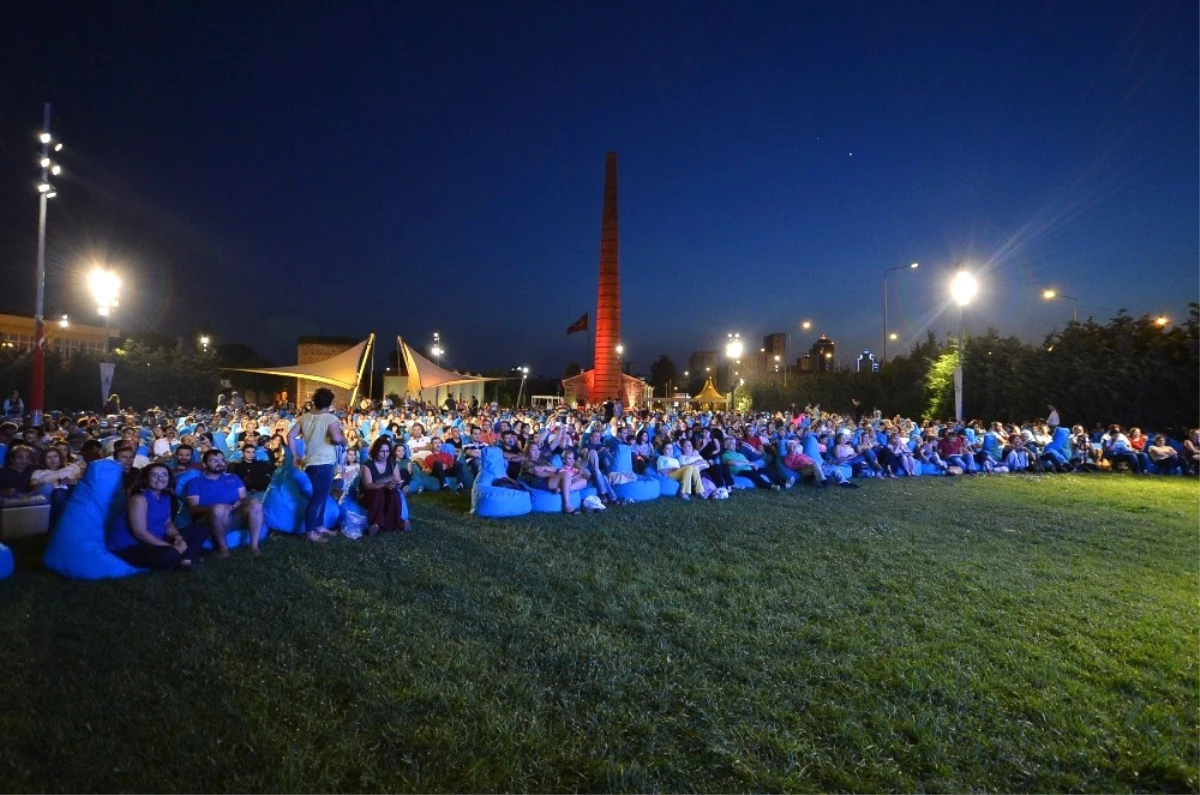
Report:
838,481,860,489
785,476,796,489
680,493,691,501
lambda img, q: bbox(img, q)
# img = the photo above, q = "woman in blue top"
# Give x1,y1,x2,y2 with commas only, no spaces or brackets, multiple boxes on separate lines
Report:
106,463,210,571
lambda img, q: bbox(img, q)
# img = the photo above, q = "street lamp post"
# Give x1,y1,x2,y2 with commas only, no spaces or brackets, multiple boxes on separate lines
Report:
89,268,121,359
431,332,443,406
883,262,918,366
515,366,529,407
1042,289,1079,324
30,104,62,428
950,265,979,424
725,332,743,413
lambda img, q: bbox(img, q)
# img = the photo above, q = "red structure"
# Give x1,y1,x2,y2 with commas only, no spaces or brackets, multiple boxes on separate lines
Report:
562,153,650,407
592,152,621,403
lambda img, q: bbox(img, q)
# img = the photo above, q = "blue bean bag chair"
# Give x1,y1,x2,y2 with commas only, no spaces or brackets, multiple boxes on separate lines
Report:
610,444,661,503
529,484,597,513
471,446,532,518
650,468,683,497
0,542,13,579
1040,427,1071,471
43,460,145,580
262,453,341,534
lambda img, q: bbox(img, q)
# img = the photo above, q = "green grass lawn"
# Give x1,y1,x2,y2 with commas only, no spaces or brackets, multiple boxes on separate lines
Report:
1,474,1196,793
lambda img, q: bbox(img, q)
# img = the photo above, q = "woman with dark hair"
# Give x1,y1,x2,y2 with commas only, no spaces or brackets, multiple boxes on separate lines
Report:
358,436,410,534
106,463,209,571
286,387,346,544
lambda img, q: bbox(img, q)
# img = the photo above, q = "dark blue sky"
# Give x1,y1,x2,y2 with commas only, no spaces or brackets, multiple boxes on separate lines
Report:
2,1,1196,376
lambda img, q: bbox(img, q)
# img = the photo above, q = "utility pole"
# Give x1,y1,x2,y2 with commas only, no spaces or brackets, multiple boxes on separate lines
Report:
31,103,61,428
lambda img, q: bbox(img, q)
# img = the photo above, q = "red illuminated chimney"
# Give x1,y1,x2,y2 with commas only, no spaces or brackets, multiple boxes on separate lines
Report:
591,152,621,403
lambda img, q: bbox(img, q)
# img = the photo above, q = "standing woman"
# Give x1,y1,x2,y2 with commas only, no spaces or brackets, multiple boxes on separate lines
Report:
287,388,346,544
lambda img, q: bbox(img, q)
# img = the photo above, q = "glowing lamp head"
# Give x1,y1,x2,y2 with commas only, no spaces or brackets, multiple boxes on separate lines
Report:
910,262,919,269
1155,316,1168,327
950,270,979,307
1042,289,1057,300
725,335,743,359
801,320,812,330
89,268,121,310
889,332,899,341
39,133,51,144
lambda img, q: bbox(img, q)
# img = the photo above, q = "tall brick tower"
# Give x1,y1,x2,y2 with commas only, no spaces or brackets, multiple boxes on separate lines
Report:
592,152,621,403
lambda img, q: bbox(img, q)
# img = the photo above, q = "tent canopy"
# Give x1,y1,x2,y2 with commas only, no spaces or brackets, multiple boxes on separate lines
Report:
229,337,371,390
694,377,729,404
397,336,499,395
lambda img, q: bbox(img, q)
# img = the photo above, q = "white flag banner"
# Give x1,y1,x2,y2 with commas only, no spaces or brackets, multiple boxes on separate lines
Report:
100,362,116,408
953,365,963,423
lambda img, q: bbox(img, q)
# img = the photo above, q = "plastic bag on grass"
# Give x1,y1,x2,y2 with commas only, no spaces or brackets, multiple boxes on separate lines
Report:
341,510,366,539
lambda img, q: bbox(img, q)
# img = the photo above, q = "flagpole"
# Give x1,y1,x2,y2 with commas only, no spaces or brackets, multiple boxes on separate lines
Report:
587,311,592,371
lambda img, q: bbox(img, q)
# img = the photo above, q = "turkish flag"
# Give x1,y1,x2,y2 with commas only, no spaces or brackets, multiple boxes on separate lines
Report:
566,313,589,335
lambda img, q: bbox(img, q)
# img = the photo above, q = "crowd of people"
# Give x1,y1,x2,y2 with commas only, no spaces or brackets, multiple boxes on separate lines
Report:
0,387,1196,573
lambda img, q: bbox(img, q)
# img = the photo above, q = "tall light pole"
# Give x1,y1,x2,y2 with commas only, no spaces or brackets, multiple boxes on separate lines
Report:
515,366,529,407
30,104,62,428
89,268,121,359
950,265,979,424
883,262,918,366
431,332,443,406
1042,289,1079,324
725,332,743,413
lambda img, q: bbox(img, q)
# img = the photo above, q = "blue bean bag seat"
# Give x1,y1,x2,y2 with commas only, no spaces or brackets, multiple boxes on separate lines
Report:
43,460,145,580
471,446,532,518
804,436,853,481
1040,427,1071,471
0,542,13,579
262,454,341,534
650,468,683,497
529,484,598,513
610,444,662,503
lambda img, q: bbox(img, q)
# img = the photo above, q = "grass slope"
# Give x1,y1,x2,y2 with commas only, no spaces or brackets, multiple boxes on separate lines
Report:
0,474,1196,793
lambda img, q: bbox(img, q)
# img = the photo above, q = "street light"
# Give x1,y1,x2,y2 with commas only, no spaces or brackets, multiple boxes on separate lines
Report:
199,335,210,350
615,343,624,373
949,265,978,423
59,315,68,329
515,365,530,407
30,104,62,427
89,267,121,358
725,332,743,411
883,261,918,366
1042,289,1079,323
1155,315,1169,328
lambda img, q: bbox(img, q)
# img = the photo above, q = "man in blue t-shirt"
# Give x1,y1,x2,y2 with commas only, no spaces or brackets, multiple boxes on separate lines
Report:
185,449,264,556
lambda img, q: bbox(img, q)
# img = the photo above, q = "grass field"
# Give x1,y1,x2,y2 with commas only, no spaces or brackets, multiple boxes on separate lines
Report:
0,474,1196,793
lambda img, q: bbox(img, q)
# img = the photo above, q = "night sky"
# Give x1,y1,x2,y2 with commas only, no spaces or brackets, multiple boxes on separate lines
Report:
1,1,1196,377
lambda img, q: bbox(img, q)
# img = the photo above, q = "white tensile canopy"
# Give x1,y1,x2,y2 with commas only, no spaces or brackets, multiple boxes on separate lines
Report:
397,336,499,401
230,335,375,405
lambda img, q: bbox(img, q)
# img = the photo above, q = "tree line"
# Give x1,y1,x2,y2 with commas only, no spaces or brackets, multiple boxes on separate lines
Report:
744,304,1198,435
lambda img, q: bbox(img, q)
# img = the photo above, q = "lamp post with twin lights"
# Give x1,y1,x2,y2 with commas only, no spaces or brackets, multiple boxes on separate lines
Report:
883,261,918,365
725,332,743,412
949,265,979,424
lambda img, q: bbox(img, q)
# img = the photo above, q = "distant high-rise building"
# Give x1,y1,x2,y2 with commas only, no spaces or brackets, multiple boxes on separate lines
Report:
798,354,813,374
763,332,786,359
688,350,718,376
856,350,879,373
811,335,836,372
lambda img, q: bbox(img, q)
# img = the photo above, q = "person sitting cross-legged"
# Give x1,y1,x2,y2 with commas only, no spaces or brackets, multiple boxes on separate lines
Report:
106,463,210,572
185,449,264,557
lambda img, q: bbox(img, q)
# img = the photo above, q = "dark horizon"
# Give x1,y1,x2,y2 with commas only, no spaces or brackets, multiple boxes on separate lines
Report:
1,1,1196,376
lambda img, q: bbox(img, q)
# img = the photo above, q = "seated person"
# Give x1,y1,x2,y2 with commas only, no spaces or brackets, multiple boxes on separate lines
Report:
781,439,825,485
1146,434,1183,474
171,443,199,475
31,446,85,527
106,463,209,572
655,438,705,500
885,433,917,477
548,448,590,514
419,437,457,490
406,423,435,464
457,425,487,490
358,436,410,535
229,442,276,494
1101,425,1144,473
1184,429,1200,474
113,441,141,492
579,428,614,475
333,446,360,499
917,434,952,473
0,442,38,497
184,449,264,557
519,438,559,490
720,436,784,490
937,430,975,473
497,429,525,480
834,432,883,476
151,425,174,458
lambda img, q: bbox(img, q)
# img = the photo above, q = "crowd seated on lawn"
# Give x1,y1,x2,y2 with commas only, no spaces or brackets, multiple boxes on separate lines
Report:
1,393,1197,571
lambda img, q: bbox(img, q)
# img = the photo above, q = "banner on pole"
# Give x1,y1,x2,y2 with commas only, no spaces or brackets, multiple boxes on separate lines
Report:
566,312,589,335
953,365,963,423
100,362,116,408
